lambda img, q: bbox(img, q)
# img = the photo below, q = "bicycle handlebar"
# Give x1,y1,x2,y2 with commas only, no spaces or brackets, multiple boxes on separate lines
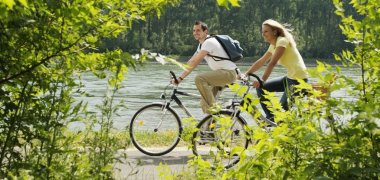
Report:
170,70,264,88
169,71,178,84
247,73,264,88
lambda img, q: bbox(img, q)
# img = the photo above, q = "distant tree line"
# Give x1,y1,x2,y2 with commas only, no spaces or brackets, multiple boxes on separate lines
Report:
101,0,355,62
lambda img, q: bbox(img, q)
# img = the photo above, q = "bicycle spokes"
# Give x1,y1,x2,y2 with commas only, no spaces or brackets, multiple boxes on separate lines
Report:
192,112,249,169
130,103,181,156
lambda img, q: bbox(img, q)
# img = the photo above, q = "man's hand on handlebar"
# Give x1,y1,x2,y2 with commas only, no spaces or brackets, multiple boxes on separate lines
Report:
170,78,182,85
237,73,246,80
169,71,182,85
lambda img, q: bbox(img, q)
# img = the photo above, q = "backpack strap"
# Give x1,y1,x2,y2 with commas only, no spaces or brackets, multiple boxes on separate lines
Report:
200,35,230,61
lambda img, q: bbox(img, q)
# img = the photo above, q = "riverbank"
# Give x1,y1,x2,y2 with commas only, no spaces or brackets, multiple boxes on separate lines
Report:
157,55,343,66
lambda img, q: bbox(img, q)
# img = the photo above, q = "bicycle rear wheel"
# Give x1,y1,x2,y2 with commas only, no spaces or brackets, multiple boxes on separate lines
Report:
192,111,249,169
130,103,182,156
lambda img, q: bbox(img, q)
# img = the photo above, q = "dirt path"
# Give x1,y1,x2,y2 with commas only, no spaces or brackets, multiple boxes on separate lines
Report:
114,147,192,179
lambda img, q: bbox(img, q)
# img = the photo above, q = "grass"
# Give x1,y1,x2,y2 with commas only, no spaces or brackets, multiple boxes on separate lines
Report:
132,130,177,146
69,127,192,150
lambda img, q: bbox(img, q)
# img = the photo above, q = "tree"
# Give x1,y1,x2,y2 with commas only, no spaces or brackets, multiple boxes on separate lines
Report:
0,0,178,178
120,0,352,60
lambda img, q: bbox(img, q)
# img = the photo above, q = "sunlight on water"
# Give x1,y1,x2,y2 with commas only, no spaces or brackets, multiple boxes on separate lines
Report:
70,63,360,130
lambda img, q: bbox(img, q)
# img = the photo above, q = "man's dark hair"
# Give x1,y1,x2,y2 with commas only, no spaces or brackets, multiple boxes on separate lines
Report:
194,21,208,31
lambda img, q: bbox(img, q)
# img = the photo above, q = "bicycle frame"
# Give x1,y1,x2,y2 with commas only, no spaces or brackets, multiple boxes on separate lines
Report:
162,71,225,119
162,71,276,128
161,84,201,118
226,74,278,127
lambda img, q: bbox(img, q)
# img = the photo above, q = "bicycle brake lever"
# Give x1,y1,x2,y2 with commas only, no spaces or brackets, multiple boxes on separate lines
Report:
160,93,166,99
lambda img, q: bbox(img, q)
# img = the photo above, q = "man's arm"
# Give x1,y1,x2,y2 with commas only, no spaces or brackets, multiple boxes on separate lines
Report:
177,50,208,81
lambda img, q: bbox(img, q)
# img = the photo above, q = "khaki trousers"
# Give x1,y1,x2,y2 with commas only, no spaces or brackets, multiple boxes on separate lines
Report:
194,69,236,113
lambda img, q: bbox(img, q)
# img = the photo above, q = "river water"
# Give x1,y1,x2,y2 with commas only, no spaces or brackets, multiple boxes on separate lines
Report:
71,63,359,130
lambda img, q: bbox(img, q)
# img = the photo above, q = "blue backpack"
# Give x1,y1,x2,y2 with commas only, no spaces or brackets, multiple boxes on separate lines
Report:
205,34,244,62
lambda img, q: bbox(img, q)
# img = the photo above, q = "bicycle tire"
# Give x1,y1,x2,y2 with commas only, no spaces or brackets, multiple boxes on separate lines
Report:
192,110,249,169
130,103,182,156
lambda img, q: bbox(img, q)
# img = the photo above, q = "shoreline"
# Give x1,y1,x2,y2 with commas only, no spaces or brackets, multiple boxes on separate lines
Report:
146,58,344,67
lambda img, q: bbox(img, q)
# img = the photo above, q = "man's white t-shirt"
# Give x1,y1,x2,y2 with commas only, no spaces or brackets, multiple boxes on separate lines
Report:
197,36,237,71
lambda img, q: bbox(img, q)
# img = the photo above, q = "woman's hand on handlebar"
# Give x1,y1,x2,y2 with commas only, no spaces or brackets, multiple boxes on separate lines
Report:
252,80,261,88
244,73,264,88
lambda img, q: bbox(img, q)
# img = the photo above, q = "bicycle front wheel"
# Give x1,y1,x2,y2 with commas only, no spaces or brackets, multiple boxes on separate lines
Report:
130,103,182,156
192,111,249,169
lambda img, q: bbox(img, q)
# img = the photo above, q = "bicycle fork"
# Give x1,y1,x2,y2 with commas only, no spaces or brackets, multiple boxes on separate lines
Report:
153,102,171,132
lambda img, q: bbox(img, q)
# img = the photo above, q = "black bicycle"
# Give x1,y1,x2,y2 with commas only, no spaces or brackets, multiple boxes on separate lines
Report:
191,73,277,169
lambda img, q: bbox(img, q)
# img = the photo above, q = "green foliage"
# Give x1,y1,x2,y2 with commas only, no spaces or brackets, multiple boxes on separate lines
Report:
82,66,127,178
177,1,380,179
0,0,178,178
216,0,241,9
1,0,379,179
180,117,199,146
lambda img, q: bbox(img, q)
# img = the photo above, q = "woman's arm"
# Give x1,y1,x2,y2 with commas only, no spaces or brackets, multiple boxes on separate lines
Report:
246,52,272,74
261,46,285,81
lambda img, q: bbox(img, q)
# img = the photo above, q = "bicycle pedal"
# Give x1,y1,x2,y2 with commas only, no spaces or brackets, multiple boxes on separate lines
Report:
233,129,240,136
198,139,214,145
200,131,215,138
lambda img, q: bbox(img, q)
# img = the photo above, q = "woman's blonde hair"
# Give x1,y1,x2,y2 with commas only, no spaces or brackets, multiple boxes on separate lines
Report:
263,19,296,47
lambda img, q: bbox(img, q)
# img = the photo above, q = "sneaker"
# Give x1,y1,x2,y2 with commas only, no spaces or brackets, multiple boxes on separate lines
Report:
261,117,277,128
266,116,274,123
200,130,215,139
223,99,240,109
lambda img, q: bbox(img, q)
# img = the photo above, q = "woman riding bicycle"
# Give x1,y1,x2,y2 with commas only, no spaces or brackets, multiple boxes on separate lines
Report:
244,19,309,122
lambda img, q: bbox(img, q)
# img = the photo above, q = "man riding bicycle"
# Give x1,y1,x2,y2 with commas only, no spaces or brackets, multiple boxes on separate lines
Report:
171,20,238,114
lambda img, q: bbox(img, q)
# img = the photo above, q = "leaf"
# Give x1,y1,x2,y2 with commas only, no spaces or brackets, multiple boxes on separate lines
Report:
228,83,240,92
229,0,241,7
155,54,166,64
216,0,241,8
237,85,247,96
316,61,326,73
18,0,28,7
2,0,15,9
230,146,244,156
